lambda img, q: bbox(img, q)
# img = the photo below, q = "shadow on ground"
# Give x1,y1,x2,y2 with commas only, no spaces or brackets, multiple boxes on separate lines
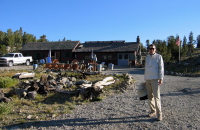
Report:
3,115,157,129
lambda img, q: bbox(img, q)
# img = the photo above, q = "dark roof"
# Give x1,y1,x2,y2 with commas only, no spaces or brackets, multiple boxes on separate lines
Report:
20,41,80,51
73,41,141,52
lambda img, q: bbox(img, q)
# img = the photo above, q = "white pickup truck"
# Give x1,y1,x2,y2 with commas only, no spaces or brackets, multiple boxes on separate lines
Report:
0,53,33,67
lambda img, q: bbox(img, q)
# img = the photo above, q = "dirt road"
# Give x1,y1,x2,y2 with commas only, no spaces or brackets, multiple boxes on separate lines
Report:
0,65,34,71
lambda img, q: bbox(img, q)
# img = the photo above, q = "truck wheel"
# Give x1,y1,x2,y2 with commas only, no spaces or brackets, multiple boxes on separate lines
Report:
26,60,30,66
8,61,13,67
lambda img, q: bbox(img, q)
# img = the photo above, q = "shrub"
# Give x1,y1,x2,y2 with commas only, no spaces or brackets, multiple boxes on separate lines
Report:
0,77,19,88
0,103,13,117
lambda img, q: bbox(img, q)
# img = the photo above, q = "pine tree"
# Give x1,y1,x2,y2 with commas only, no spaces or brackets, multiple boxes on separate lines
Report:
167,36,179,62
188,31,195,54
6,29,15,52
181,36,188,57
146,39,150,49
14,30,23,51
196,35,200,48
37,35,47,42
0,31,6,45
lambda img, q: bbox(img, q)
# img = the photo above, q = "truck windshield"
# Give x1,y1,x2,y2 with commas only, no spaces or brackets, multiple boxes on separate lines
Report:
3,54,14,57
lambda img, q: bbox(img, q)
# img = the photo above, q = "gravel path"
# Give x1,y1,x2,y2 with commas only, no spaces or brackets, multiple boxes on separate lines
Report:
3,66,200,130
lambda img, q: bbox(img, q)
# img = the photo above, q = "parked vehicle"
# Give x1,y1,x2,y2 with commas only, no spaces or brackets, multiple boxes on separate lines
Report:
0,53,33,67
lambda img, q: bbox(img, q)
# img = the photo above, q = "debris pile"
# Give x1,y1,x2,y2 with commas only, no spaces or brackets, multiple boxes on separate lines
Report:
0,72,135,103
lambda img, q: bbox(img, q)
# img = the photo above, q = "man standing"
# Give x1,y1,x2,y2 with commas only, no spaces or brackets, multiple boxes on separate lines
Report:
144,44,164,121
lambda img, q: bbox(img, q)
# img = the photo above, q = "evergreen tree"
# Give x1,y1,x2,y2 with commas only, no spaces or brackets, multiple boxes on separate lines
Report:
5,29,15,52
63,37,66,42
196,35,200,48
0,31,6,45
22,32,28,44
0,45,7,54
154,40,171,62
19,27,23,36
23,32,36,44
188,31,195,54
146,39,150,49
181,36,188,57
14,30,23,51
140,43,146,52
37,35,47,42
152,40,156,45
167,36,179,62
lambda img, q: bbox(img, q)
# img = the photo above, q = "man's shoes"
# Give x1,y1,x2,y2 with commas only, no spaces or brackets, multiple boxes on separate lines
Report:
148,112,156,117
157,114,163,121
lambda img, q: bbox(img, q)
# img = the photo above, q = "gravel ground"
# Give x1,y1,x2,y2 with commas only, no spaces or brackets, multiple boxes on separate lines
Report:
3,66,200,130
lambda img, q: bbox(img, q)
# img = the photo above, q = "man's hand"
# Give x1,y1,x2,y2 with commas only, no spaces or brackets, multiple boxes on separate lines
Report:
158,79,163,85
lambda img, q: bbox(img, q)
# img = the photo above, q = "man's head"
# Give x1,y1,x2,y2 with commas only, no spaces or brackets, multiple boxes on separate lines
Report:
148,44,156,55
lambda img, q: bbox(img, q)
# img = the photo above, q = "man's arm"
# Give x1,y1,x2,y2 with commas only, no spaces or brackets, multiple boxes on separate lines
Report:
158,55,164,83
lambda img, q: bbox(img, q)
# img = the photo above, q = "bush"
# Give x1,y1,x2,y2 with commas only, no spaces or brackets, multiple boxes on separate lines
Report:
0,103,13,116
0,77,19,88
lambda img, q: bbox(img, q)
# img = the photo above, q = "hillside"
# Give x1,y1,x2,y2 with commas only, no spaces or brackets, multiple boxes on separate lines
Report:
165,48,200,74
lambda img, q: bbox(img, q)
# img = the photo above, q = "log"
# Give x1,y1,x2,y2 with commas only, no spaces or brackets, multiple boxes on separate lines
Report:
80,83,92,89
102,76,114,82
93,80,115,88
13,72,35,79
92,77,115,90
19,73,35,79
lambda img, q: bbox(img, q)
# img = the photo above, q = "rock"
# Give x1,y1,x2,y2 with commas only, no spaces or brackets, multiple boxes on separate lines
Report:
61,77,69,84
28,91,37,99
52,114,56,118
181,88,193,93
75,80,90,85
2,97,12,103
0,89,4,98
55,85,63,90
29,81,39,91
40,75,48,85
10,88,27,98
71,77,76,82
27,115,32,119
66,81,74,87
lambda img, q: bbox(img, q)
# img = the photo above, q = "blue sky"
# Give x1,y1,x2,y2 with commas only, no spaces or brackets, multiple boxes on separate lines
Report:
1,0,200,46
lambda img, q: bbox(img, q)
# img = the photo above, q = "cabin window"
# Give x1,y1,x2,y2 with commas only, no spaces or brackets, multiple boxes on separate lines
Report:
124,54,129,59
85,55,91,60
66,51,72,58
118,54,122,59
109,54,117,60
102,55,107,60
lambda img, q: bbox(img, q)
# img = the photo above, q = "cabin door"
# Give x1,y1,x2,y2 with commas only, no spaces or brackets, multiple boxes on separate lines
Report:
52,52,61,62
118,53,129,66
